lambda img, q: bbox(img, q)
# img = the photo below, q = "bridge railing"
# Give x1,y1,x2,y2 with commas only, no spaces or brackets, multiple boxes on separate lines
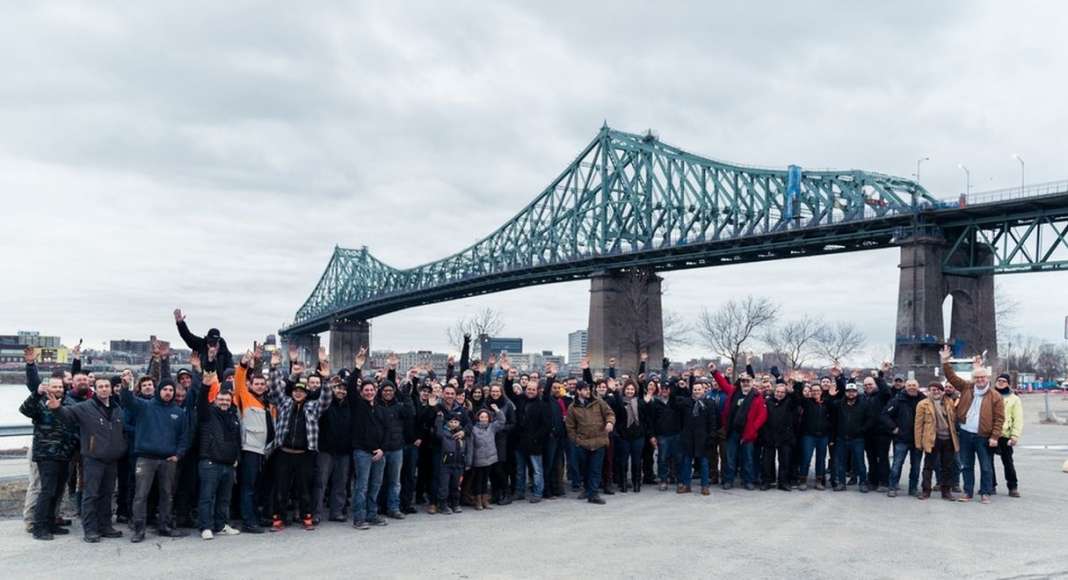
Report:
955,179,1068,207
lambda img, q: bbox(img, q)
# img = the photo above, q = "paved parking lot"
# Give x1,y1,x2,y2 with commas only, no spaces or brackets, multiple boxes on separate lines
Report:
0,398,1065,579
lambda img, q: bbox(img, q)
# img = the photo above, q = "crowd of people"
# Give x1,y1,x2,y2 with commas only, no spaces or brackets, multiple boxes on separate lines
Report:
18,309,1025,543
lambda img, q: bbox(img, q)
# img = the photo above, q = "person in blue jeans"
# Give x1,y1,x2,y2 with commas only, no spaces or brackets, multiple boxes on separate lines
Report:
349,380,389,529
607,380,648,493
515,380,551,501
828,381,871,492
715,369,767,491
792,379,832,490
882,379,925,497
375,382,412,519
565,381,615,504
651,379,681,491
941,347,1005,504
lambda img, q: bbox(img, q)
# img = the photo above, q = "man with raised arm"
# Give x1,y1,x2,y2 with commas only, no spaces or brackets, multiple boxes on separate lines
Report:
231,347,277,533
20,370,77,540
941,345,1004,504
174,307,234,374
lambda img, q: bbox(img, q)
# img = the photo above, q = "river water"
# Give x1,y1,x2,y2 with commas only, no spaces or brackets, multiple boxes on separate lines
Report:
1,384,34,450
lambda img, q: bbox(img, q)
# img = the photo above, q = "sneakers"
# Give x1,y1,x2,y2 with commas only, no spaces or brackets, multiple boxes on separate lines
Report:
302,515,315,531
32,531,54,541
219,525,241,536
427,504,438,515
1009,489,1021,498
352,520,370,530
83,534,101,543
528,497,542,504
241,524,266,534
700,486,711,496
980,495,992,504
100,528,123,539
270,517,284,532
201,529,214,540
744,483,755,491
799,483,809,491
833,484,845,492
859,485,869,494
658,482,668,492
436,504,451,515
587,495,606,505
449,505,463,514
369,517,388,526
887,489,898,498
815,483,825,491
386,511,406,520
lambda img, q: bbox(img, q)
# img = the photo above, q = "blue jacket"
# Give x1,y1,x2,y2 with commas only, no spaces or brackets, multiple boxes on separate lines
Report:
121,387,190,459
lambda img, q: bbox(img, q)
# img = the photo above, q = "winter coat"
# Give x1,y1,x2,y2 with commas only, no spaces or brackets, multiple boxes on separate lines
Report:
565,397,615,451
483,395,515,460
230,364,276,456
944,364,1005,439
829,395,872,440
470,410,507,467
651,397,682,437
608,396,649,441
121,386,190,459
713,371,767,443
378,393,414,452
350,396,388,453
176,320,234,374
761,395,797,447
20,394,77,462
674,396,719,457
57,396,127,461
791,381,832,438
318,396,353,454
516,396,551,455
881,390,926,445
914,397,959,453
196,379,241,465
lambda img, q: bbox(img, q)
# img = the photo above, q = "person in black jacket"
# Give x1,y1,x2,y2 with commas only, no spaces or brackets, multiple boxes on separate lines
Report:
173,308,233,374
350,379,389,529
314,378,351,523
195,377,241,539
609,379,648,493
52,377,127,543
650,378,682,491
515,379,550,502
673,379,718,495
863,366,894,492
20,375,77,540
376,381,413,520
761,383,797,491
882,378,926,497
828,381,872,493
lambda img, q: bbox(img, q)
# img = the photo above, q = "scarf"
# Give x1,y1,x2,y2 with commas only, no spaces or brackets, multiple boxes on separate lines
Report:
624,396,639,429
691,399,706,418
996,386,1011,396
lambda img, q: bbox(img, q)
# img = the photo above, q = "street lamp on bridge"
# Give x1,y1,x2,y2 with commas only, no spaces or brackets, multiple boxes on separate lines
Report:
958,163,971,195
1012,153,1025,195
915,156,930,183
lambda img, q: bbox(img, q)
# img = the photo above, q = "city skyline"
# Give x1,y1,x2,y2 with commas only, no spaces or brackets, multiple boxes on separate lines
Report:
3,3,1067,366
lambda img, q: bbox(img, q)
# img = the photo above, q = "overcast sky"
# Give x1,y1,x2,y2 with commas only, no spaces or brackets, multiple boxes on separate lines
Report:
2,2,1066,365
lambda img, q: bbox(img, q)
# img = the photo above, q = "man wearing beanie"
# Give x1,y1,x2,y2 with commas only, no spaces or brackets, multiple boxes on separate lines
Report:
993,373,1023,497
120,377,190,542
940,346,1004,504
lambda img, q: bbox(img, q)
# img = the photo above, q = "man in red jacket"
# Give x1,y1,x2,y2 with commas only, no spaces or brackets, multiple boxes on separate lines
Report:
710,364,767,490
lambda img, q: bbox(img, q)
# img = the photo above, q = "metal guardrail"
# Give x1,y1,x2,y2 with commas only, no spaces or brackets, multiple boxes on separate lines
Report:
0,425,33,438
951,179,1068,207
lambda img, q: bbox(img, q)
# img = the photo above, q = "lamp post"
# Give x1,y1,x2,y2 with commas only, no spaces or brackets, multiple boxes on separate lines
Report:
1012,154,1025,195
915,156,930,183
958,164,971,195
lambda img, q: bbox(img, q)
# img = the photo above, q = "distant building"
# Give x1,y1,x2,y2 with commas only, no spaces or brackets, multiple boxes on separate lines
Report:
568,330,588,365
108,335,170,365
367,350,450,377
479,336,523,360
0,331,66,363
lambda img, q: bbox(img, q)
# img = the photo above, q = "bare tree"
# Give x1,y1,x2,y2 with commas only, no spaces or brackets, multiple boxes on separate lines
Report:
1000,333,1039,374
662,309,691,355
612,268,666,369
1035,343,1067,379
814,321,867,365
445,307,505,356
763,315,829,370
696,295,779,380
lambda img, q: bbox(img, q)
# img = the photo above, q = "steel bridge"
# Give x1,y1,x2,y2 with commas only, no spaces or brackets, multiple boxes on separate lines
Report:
281,126,1068,381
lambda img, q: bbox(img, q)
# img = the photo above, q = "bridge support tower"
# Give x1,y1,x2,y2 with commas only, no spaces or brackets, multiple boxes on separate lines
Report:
587,268,664,376
283,333,321,367
894,232,997,384
329,319,371,372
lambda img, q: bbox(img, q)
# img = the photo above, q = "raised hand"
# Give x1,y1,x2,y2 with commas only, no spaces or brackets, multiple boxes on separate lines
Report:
830,360,842,377
253,342,264,362
829,383,839,397
707,361,717,373
159,342,170,359
287,344,300,364
355,346,368,369
608,357,616,367
46,391,61,410
881,360,892,373
972,353,983,368
318,346,328,363
545,361,558,376
640,351,648,362
72,339,82,359
23,346,36,364
190,351,201,372
292,361,305,376
499,352,511,371
939,344,951,363
387,352,399,369
447,354,456,367
850,369,860,380
270,349,282,368
241,350,253,366
173,308,185,323
487,353,497,367
580,356,590,370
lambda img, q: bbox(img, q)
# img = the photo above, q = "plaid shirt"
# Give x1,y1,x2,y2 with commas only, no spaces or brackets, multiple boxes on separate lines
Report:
269,368,333,452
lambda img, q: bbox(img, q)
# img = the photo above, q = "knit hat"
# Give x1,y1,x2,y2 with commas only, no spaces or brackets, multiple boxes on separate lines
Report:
222,368,236,380
997,373,1011,382
158,378,176,390
109,375,123,388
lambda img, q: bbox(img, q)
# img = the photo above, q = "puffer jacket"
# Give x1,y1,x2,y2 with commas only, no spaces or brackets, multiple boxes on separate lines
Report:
881,390,926,445
57,396,127,461
470,409,507,467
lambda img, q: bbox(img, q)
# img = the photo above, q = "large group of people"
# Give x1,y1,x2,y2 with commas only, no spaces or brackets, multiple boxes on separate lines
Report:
18,309,1025,543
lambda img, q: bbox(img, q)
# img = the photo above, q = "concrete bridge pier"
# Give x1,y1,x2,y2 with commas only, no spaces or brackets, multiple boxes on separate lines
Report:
283,333,321,367
894,234,996,384
587,268,664,376
329,319,371,372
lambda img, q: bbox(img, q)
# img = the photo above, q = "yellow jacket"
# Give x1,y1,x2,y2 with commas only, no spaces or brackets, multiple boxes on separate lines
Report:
1001,393,1023,440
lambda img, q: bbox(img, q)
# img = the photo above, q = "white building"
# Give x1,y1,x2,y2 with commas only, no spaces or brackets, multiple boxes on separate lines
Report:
568,329,588,365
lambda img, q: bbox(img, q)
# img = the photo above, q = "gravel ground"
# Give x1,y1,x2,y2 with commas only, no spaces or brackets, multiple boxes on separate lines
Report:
0,397,1065,580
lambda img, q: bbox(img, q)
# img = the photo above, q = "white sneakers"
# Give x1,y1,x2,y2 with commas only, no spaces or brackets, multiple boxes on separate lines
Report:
219,525,241,536
201,525,240,540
